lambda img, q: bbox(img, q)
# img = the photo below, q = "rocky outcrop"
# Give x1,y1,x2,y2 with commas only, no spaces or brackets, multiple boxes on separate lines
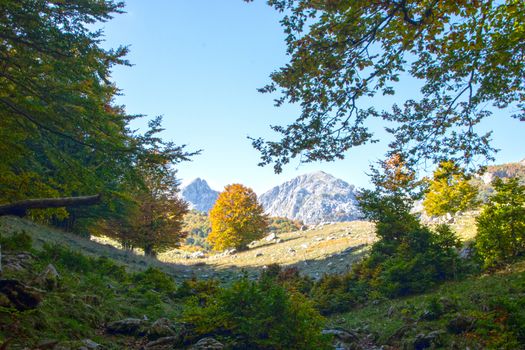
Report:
181,178,219,212
259,171,361,225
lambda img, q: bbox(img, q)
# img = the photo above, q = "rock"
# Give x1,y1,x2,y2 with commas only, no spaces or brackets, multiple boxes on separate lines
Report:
1,252,34,272
147,318,177,340
322,328,359,350
322,328,359,343
265,233,278,241
459,246,474,259
181,178,219,212
300,243,309,249
190,251,206,259
386,305,396,318
81,339,103,349
190,337,224,350
255,253,263,257
36,339,60,349
144,336,182,350
447,314,476,334
106,318,147,336
224,248,236,256
247,241,258,249
34,264,60,290
0,279,43,311
259,172,361,225
275,238,283,244
287,248,296,254
412,330,444,350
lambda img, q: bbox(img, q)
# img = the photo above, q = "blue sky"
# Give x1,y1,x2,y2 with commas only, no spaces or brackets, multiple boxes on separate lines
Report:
102,0,524,194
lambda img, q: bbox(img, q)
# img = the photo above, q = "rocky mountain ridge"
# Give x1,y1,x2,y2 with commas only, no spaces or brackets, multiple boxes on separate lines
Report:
259,171,361,225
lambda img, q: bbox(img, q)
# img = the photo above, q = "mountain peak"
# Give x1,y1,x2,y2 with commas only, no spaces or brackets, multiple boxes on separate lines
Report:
181,178,219,212
259,172,360,225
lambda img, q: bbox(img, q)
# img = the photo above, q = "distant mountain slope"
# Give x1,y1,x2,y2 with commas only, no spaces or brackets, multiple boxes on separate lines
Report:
259,171,361,225
181,178,219,212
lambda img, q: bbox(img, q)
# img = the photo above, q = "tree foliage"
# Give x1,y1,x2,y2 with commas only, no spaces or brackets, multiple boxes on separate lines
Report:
208,184,268,250
423,161,479,216
183,276,330,350
0,1,196,232
356,156,461,297
476,177,525,268
250,0,525,173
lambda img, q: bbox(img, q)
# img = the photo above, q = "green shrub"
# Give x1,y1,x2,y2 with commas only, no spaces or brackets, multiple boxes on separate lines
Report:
310,274,363,315
39,244,93,273
260,264,313,295
174,278,219,305
476,177,525,268
0,230,32,251
183,276,330,349
132,267,176,293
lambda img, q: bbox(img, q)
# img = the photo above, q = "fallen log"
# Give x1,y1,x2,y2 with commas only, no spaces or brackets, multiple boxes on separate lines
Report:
0,194,101,217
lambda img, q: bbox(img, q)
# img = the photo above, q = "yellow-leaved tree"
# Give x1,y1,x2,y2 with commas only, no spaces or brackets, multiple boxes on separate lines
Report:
208,184,268,250
423,161,479,216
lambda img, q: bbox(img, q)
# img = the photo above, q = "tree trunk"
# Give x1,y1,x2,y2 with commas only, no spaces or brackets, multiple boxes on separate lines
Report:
144,245,157,258
0,194,101,217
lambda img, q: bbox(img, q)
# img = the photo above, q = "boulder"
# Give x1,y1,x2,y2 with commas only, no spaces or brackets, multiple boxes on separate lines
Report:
106,318,148,336
81,339,103,349
34,264,60,290
265,233,277,242
147,318,181,340
322,328,359,343
1,252,34,272
412,330,444,350
0,279,42,311
190,251,206,259
190,337,224,350
447,314,476,334
144,336,182,350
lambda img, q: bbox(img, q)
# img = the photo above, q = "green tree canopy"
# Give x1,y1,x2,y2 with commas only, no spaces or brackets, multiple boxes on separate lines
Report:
249,0,525,173
423,160,479,216
476,177,525,268
0,0,196,228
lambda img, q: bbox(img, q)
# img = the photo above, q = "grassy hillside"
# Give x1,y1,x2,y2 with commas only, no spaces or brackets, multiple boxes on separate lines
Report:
1,215,524,349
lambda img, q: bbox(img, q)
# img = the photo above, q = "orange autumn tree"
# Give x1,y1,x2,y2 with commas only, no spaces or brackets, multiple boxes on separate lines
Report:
208,184,268,251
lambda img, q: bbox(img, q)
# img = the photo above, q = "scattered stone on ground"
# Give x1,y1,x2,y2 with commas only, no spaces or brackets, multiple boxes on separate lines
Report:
190,337,224,350
106,318,148,336
34,264,60,290
1,252,34,272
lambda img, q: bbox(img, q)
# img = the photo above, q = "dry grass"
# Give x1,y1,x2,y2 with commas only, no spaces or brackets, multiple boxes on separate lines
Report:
1,213,479,282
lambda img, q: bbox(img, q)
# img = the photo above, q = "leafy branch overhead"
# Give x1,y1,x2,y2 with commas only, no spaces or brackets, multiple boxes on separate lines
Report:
250,0,525,173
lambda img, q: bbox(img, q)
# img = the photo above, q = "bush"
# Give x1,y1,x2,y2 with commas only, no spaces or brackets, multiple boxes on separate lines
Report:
0,230,32,251
174,278,219,305
310,274,365,315
132,267,177,293
183,276,330,349
260,264,313,295
476,177,525,268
